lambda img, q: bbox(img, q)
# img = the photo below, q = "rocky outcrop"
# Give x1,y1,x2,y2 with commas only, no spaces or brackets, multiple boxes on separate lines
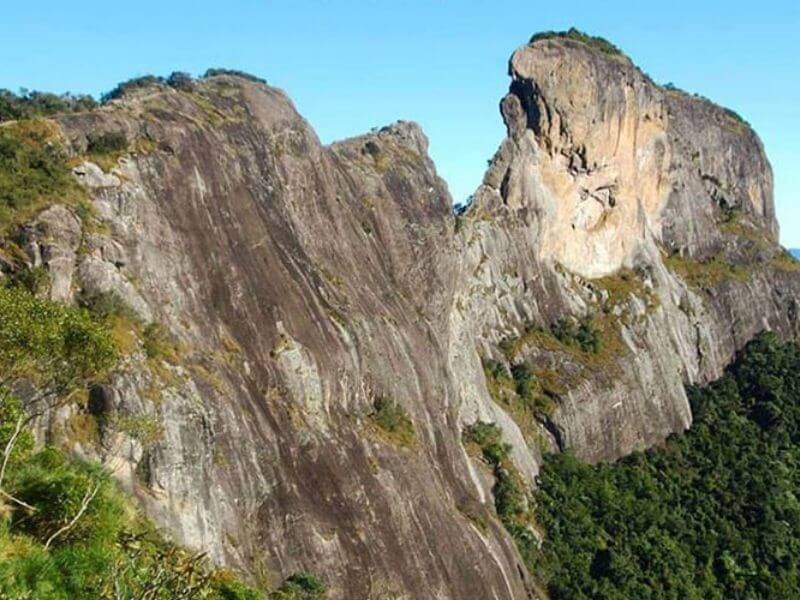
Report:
459,34,800,464
44,77,532,599
10,33,799,599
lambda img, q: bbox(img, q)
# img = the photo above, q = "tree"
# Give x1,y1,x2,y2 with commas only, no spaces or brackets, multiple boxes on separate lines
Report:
0,285,116,515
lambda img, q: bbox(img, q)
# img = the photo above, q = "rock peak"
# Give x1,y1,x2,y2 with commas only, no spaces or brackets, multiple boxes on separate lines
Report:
499,30,776,278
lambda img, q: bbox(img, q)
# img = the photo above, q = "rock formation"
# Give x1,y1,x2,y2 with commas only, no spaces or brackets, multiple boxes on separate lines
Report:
8,32,799,598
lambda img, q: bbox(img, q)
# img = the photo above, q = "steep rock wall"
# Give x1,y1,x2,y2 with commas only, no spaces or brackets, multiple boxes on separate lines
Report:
458,35,800,465
43,77,532,599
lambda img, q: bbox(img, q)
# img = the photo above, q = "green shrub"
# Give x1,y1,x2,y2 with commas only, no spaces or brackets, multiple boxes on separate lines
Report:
86,131,128,155
166,71,194,91
11,448,124,547
82,130,131,172
551,317,600,354
0,273,260,598
111,414,163,446
0,397,262,598
4,265,51,295
510,362,535,399
0,285,117,393
368,396,415,448
142,322,180,364
483,358,509,381
463,421,508,462
0,393,35,477
482,358,558,443
462,422,536,563
271,572,327,599
665,252,751,288
78,290,138,322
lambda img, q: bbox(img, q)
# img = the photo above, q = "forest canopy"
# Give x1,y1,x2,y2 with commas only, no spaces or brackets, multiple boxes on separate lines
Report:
534,332,800,599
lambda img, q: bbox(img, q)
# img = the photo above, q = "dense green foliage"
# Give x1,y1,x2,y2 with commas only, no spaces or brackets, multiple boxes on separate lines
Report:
483,358,557,421
551,317,601,354
166,71,194,91
0,89,96,123
100,71,199,103
100,69,265,103
0,119,86,234
0,408,259,599
0,285,117,393
529,28,623,56
100,75,166,103
534,333,800,598
85,131,128,155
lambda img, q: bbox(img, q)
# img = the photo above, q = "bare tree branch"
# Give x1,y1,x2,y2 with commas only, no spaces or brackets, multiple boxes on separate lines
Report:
44,482,100,550
0,408,45,487
0,412,25,489
0,487,37,512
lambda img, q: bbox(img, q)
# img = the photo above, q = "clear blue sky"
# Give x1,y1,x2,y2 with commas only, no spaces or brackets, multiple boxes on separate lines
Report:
2,1,798,246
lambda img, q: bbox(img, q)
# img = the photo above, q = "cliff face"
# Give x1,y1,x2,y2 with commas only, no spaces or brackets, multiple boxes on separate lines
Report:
43,79,531,599
9,34,800,599
459,35,800,465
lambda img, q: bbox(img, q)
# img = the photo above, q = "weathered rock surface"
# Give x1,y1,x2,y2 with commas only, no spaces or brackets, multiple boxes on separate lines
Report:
461,35,800,465
13,35,800,599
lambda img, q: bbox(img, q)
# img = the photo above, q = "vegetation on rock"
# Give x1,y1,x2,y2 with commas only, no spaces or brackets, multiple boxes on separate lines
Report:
462,422,539,567
0,119,86,236
665,252,752,287
100,75,167,103
0,284,262,598
0,89,96,123
551,317,601,354
203,69,267,85
498,313,624,387
368,396,416,448
665,249,799,290
483,358,558,430
0,417,260,599
270,572,327,599
100,69,266,104
0,285,117,393
529,28,623,57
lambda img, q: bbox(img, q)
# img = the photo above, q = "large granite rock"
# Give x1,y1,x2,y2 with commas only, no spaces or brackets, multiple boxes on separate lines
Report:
459,34,799,465
17,35,798,598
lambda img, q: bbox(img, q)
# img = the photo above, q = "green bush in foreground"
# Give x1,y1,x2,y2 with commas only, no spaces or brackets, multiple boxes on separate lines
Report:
0,390,261,599
534,332,800,599
0,285,262,598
